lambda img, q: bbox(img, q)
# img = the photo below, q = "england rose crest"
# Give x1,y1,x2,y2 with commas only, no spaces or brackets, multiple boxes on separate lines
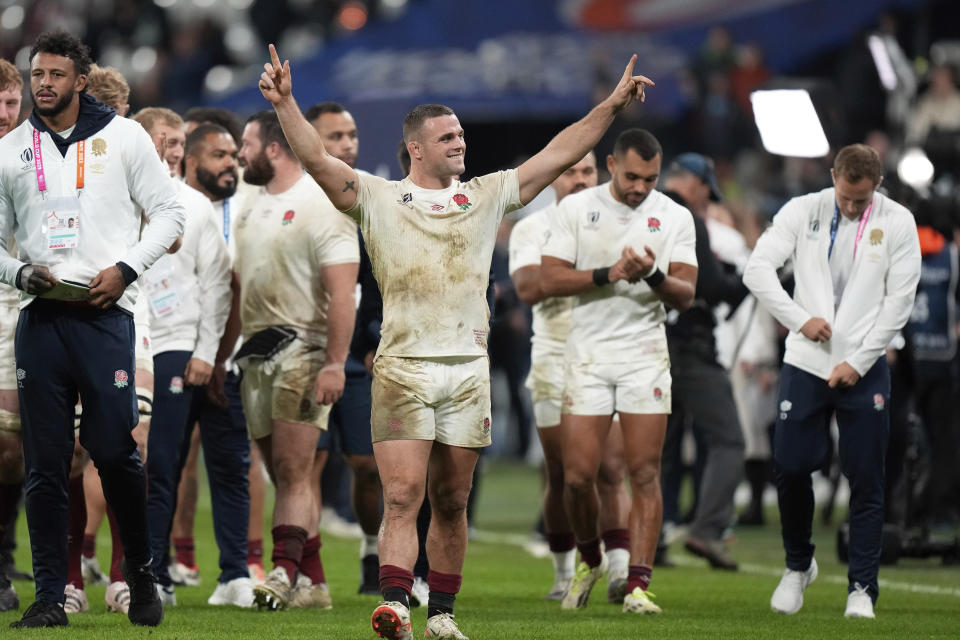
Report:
873,394,885,411
114,370,129,389
481,417,491,435
653,387,663,401
453,193,472,211
169,376,184,394
282,209,295,225
648,217,661,232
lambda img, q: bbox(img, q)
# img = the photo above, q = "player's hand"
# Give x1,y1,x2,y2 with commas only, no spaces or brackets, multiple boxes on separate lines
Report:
18,264,57,295
800,317,832,343
206,361,229,409
315,362,346,405
132,421,149,464
363,351,375,374
89,265,126,309
605,55,655,112
632,245,657,281
184,358,214,387
259,44,292,105
827,361,860,388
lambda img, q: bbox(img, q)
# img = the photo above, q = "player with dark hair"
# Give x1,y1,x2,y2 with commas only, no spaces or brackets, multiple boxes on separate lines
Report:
258,43,652,639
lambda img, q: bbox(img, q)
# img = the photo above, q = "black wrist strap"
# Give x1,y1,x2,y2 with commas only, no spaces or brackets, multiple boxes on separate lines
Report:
15,264,29,291
643,267,666,288
592,267,611,287
116,261,138,286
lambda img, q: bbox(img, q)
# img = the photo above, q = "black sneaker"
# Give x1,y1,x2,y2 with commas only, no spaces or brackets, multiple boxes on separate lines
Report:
122,560,163,627
0,573,18,612
9,599,68,628
358,554,380,595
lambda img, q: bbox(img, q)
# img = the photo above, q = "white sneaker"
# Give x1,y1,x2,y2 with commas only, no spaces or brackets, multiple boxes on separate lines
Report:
105,581,130,614
410,576,429,608
606,566,628,603
81,555,109,586
168,561,201,586
208,577,255,607
622,587,662,614
424,612,468,639
371,600,412,639
844,583,875,619
544,578,570,601
63,584,89,613
156,583,177,606
252,567,293,611
288,574,333,610
561,554,608,610
770,558,818,614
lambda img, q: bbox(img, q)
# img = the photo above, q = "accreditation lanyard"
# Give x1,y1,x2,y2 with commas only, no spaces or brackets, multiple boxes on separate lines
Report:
222,197,231,244
33,129,84,199
827,199,873,260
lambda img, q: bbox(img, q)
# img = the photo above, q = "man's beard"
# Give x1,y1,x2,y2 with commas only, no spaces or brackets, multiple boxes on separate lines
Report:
242,151,274,186
197,165,238,200
33,89,74,119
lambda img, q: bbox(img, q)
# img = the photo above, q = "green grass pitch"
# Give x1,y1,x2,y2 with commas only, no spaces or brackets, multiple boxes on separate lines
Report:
2,460,957,638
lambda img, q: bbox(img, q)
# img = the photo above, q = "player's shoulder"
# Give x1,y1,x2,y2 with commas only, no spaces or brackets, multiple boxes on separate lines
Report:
511,205,551,238
462,168,518,192
0,120,30,155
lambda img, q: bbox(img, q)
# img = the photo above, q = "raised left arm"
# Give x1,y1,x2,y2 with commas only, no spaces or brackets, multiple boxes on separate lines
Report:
516,56,653,205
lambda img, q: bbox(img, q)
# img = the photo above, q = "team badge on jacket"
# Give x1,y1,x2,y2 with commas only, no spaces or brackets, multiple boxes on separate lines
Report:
648,217,661,232
114,370,129,389
169,376,184,394
870,229,883,245
873,394,885,411
282,210,295,225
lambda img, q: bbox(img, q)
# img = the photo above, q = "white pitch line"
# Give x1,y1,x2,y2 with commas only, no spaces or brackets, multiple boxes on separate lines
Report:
471,529,960,599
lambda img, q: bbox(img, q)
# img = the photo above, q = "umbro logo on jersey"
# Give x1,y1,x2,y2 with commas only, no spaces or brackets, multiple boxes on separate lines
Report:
431,204,445,211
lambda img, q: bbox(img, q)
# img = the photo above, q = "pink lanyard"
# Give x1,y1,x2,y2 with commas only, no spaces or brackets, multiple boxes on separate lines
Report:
32,129,84,198
828,199,873,260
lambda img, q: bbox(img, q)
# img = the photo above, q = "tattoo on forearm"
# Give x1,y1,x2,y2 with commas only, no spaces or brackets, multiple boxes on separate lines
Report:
343,181,356,193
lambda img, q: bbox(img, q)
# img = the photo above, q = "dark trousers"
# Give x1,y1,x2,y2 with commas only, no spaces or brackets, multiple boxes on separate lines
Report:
148,352,250,585
16,301,149,603
663,350,745,540
774,359,889,601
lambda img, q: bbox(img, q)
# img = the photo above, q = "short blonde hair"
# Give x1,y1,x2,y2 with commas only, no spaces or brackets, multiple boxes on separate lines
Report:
85,64,129,111
0,58,22,92
131,107,184,136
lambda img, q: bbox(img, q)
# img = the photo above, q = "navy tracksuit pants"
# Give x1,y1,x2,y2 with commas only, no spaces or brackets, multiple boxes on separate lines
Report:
147,351,250,587
774,358,890,602
15,300,150,604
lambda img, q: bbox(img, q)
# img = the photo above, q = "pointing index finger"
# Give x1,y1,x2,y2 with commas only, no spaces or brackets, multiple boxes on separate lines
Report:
269,43,281,69
621,54,637,82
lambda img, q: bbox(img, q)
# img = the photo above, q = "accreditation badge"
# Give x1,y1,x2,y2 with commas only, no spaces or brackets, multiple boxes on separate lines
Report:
141,258,181,317
43,197,81,250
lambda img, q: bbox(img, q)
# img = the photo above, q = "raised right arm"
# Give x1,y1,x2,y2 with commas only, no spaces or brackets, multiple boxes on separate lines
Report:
259,44,359,211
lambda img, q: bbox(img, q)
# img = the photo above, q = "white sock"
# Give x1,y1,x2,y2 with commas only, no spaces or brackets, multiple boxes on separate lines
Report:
360,535,378,558
607,548,630,576
552,550,576,582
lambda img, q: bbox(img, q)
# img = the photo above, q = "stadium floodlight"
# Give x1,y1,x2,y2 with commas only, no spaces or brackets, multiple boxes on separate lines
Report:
897,147,935,189
868,34,898,91
750,89,830,158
